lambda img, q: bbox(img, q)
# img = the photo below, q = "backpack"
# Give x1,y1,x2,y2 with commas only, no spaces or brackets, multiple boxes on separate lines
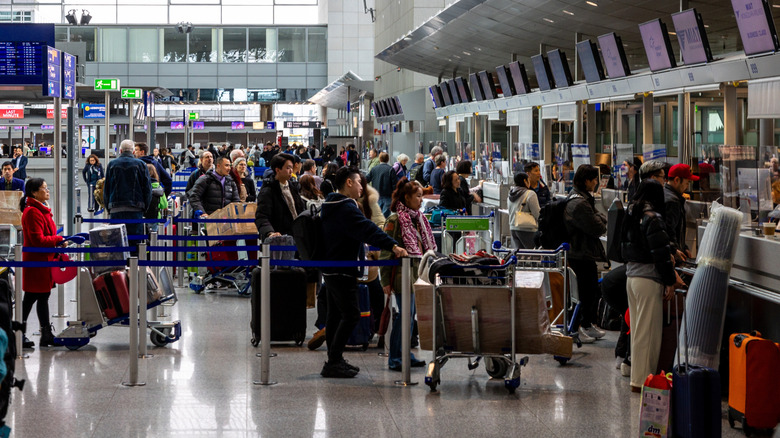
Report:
412,163,426,186
535,194,579,250
178,151,187,166
144,186,164,219
291,204,323,261
606,197,626,263
596,297,622,331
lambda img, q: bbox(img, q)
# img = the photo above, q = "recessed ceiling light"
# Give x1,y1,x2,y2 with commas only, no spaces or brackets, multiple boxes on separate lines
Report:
563,10,574,15
668,31,676,35
463,51,471,55
543,17,554,23
704,24,709,28
586,1,598,6
774,3,780,7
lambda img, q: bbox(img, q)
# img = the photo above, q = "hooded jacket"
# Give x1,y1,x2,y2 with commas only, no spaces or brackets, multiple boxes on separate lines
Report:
563,186,608,262
188,170,240,215
622,203,677,286
508,186,540,232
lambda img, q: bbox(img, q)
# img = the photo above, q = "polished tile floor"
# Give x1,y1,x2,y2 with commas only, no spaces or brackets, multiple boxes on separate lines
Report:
9,276,750,438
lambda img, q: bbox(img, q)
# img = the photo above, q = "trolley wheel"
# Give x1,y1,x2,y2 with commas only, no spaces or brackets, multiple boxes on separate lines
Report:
743,420,753,437
485,357,508,379
426,378,439,392
66,344,82,351
251,337,259,347
505,380,518,394
151,328,172,347
554,356,569,365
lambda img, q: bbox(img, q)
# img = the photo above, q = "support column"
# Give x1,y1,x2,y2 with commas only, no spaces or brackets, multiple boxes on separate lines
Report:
574,102,583,144
586,104,597,159
724,85,738,146
643,94,654,146
539,111,553,165
759,119,774,148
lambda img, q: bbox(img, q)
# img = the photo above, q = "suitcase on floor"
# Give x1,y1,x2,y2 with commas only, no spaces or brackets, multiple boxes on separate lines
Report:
728,331,780,434
671,293,721,438
93,270,130,319
346,284,373,350
250,266,307,346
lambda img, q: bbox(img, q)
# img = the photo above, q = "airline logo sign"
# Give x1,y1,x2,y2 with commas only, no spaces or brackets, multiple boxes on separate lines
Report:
94,78,120,91
0,105,24,119
46,104,68,119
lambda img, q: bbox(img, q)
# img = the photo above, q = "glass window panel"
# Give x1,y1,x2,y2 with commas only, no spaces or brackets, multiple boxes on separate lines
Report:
162,27,186,62
275,0,317,4
224,0,272,4
307,27,326,63
70,27,96,61
63,5,117,24
274,5,319,24
55,26,68,42
278,27,305,62
100,28,127,62
128,28,158,62
188,27,216,62
169,5,220,24
221,28,246,62
117,6,167,24
34,5,67,24
248,27,277,62
222,6,273,24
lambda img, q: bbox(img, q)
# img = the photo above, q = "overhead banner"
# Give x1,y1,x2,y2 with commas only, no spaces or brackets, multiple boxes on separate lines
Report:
0,104,23,119
747,79,780,118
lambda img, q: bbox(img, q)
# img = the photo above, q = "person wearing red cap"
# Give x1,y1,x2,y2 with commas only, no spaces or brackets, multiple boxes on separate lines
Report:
664,163,699,262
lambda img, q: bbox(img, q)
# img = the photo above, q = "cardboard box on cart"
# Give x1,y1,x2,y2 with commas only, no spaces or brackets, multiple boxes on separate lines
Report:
205,202,258,237
414,271,572,358
0,191,23,228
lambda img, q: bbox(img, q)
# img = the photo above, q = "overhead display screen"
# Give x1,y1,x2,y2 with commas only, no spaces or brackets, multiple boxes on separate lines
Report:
428,86,443,108
469,73,485,101
231,121,245,129
597,33,631,78
547,49,573,88
440,81,453,106
731,0,779,55
531,54,554,91
447,80,461,104
495,65,515,97
576,40,605,83
390,97,401,114
639,19,677,72
507,61,531,94
478,70,497,100
0,41,44,85
192,121,205,130
170,121,184,130
671,9,713,65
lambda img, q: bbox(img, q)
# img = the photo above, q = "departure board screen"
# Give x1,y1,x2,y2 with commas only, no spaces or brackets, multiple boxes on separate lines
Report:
0,41,45,85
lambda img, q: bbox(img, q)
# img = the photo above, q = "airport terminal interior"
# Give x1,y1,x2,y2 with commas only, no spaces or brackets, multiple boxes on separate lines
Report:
0,0,779,436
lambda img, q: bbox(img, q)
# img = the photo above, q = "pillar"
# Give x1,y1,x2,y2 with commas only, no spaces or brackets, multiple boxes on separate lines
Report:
724,85,738,146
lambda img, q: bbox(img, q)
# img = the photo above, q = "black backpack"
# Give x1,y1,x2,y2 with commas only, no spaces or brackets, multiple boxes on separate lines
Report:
144,188,164,219
535,194,579,250
291,204,323,261
412,162,427,186
606,197,626,263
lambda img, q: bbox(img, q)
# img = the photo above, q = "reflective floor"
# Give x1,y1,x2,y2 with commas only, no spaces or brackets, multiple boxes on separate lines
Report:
9,279,749,438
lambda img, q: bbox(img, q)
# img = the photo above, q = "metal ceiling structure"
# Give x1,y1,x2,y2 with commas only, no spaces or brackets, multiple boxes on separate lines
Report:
376,0,764,83
308,71,374,110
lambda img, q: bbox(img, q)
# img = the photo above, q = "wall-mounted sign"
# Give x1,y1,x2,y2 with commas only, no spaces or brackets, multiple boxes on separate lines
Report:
170,121,185,130
0,104,24,119
46,104,68,119
81,103,105,119
62,52,76,100
188,112,199,120
121,88,142,99
283,121,321,129
94,78,119,91
231,121,245,129
192,121,204,130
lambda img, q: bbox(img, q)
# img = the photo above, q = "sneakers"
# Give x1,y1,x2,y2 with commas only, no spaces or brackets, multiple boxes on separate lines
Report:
621,360,631,377
22,336,34,349
320,361,357,378
389,358,426,372
307,327,326,351
581,324,606,339
615,356,624,370
577,328,596,344
341,359,360,373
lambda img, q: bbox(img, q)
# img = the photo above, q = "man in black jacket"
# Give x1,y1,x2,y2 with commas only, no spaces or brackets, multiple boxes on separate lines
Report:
366,152,397,217
320,166,407,378
134,142,172,196
664,163,698,262
188,156,240,217
185,151,213,194
255,153,305,239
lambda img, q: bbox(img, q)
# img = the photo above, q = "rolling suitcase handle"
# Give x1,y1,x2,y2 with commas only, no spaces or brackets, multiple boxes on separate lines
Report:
674,289,687,374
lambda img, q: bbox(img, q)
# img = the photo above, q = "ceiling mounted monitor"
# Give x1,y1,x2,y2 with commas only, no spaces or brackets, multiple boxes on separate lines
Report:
547,49,573,88
381,99,392,116
439,82,453,106
731,0,779,56
447,79,461,104
389,97,399,115
428,86,443,109
455,77,472,102
469,73,485,101
672,9,713,65
531,54,555,91
576,40,605,83
393,96,403,114
371,101,380,117
597,32,632,79
639,19,677,72
495,65,516,97
507,61,531,94
478,71,497,100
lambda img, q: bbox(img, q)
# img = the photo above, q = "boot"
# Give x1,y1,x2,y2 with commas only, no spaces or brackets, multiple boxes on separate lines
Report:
21,323,34,349
38,324,59,347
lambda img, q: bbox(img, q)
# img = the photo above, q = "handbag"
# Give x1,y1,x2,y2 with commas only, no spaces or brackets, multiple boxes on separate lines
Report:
513,191,537,228
377,294,392,336
51,253,77,284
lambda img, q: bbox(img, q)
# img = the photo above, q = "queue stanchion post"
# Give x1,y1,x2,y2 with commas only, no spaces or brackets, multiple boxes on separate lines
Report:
122,256,145,387
253,242,277,386
138,243,152,359
13,244,27,359
394,257,417,386
72,214,82,305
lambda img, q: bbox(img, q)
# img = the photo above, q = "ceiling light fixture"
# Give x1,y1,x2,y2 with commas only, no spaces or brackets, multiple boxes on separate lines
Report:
80,9,91,25
463,51,471,55
586,1,598,6
65,9,77,25
563,10,574,15
668,31,677,35
543,18,554,23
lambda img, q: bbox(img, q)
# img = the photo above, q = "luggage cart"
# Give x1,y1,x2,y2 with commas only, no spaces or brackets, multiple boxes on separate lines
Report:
188,237,256,296
442,213,494,255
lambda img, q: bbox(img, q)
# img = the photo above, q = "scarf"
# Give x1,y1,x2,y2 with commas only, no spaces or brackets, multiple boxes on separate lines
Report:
396,202,436,256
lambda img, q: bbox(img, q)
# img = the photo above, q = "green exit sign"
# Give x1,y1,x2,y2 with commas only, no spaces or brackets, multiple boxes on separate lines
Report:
121,88,142,99
188,112,199,120
94,78,120,91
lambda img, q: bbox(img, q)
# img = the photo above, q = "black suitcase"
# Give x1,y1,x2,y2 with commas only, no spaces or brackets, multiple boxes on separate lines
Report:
250,266,307,346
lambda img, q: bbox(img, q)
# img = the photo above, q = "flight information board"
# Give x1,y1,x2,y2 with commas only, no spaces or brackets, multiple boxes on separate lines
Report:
0,41,45,85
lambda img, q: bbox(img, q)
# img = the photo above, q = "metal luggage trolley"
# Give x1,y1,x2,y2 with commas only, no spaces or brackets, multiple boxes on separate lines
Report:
441,213,494,255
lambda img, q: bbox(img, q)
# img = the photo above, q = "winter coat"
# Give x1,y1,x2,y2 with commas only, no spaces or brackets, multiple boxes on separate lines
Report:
188,170,240,215
104,151,152,213
22,198,64,293
508,186,540,232
439,188,465,211
82,163,104,186
663,184,688,253
185,167,209,194
564,186,607,262
622,203,677,286
254,177,305,239
366,162,398,198
359,185,386,229
139,155,172,196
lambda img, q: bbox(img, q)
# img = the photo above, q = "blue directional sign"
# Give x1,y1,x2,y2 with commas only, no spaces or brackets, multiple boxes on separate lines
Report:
62,52,76,100
82,103,105,119
43,46,60,97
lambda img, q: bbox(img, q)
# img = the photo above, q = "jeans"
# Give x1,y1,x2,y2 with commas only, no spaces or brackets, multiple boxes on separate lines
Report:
388,291,420,367
323,274,360,364
510,230,536,249
378,196,392,218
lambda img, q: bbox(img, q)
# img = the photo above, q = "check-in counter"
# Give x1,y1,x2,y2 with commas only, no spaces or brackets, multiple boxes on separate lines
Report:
478,181,511,247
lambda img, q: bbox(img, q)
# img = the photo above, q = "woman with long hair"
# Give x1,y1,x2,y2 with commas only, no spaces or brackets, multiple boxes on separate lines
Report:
438,170,465,211
320,162,339,197
299,174,324,209
507,172,540,249
231,157,256,202
380,177,435,371
81,154,104,212
20,178,64,348
455,160,481,214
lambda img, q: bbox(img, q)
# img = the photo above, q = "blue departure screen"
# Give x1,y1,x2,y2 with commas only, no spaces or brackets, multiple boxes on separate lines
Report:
0,41,45,85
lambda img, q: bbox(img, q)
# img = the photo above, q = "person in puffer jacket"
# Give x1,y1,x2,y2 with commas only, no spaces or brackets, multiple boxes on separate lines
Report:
188,156,240,217
621,179,686,393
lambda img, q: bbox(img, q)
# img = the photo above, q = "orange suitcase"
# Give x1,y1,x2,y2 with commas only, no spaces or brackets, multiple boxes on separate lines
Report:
728,331,780,434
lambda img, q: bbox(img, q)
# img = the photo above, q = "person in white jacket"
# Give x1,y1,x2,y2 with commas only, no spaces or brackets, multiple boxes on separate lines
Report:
507,172,540,249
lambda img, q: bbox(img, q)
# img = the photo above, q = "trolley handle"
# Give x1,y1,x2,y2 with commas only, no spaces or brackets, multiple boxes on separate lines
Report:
469,255,517,270
491,241,570,255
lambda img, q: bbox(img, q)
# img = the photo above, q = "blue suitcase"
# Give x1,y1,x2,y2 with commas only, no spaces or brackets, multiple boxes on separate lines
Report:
671,292,722,438
346,284,373,350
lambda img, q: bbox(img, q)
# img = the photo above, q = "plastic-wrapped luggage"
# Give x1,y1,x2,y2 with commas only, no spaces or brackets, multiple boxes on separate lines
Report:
89,225,130,275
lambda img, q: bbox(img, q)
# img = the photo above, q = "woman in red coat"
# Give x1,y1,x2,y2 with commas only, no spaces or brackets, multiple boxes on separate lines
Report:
20,178,64,348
